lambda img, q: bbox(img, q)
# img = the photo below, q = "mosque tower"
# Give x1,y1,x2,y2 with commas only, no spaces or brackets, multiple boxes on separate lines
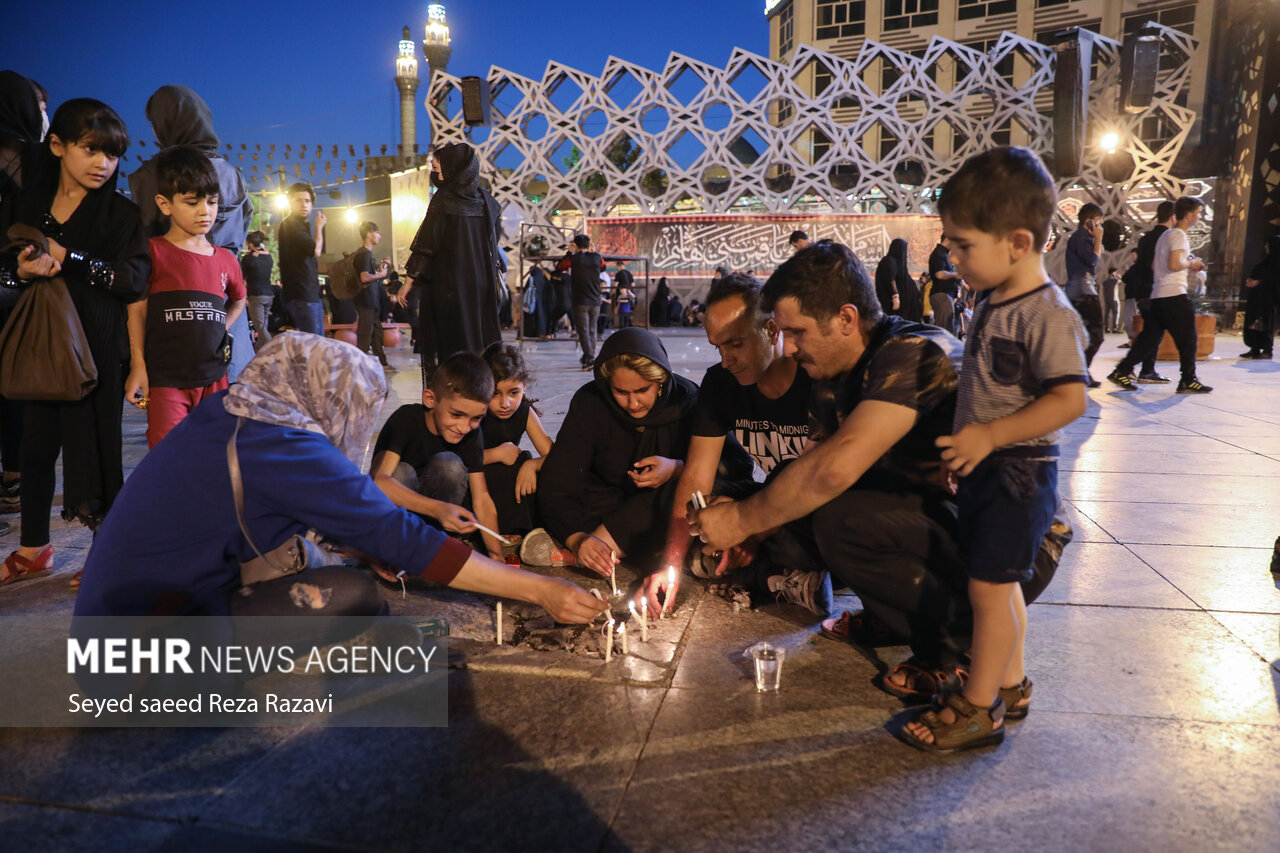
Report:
394,25,420,156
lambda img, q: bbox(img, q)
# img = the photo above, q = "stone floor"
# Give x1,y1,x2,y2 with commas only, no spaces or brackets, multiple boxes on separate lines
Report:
1,328,1278,852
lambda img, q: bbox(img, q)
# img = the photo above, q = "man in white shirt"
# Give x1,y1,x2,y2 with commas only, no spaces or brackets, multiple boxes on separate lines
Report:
1108,196,1211,394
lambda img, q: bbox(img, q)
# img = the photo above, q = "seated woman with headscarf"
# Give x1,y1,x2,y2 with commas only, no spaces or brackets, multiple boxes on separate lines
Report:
527,328,751,577
73,333,606,626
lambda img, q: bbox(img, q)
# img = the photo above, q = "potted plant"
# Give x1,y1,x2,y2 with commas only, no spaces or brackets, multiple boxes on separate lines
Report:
1131,290,1217,360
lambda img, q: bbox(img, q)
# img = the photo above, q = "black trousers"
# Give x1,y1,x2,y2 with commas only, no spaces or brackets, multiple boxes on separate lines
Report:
1118,294,1198,381
1070,294,1104,367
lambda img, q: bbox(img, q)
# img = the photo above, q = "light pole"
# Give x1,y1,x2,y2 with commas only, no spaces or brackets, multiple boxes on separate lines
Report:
421,3,452,153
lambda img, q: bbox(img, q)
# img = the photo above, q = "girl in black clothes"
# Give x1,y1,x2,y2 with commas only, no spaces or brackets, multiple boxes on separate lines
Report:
534,328,750,576
0,99,149,587
481,343,554,535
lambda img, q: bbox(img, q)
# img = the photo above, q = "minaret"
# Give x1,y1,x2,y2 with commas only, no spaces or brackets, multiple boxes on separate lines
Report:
421,4,453,151
394,25,420,157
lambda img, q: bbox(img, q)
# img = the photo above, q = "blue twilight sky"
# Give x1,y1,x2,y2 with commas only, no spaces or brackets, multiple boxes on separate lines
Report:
2,0,768,201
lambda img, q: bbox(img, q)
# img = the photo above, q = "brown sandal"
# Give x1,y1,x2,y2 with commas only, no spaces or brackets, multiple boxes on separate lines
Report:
899,691,1006,753
1,546,54,586
999,676,1033,720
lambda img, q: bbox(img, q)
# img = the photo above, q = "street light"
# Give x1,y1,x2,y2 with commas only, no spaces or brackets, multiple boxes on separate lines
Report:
344,207,358,224
1099,131,1120,154
273,193,290,212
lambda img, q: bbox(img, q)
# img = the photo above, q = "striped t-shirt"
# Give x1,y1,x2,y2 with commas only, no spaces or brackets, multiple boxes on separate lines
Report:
954,284,1087,452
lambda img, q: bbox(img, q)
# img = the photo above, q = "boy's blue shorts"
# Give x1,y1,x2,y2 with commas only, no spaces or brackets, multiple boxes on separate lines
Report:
957,453,1058,585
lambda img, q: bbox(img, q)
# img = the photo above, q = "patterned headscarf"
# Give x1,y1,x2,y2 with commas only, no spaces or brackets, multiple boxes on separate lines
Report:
224,333,387,466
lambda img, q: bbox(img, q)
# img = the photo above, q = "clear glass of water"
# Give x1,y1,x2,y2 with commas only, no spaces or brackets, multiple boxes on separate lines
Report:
752,644,784,692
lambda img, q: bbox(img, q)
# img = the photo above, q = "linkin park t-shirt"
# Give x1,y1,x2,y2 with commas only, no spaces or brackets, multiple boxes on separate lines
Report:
692,363,811,478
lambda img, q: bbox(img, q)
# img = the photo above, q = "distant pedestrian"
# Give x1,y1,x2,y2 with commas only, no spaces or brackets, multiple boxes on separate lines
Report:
1241,235,1279,359
788,230,809,252
277,182,326,335
1101,266,1121,333
1063,203,1105,386
353,221,392,370
241,231,274,351
1118,202,1175,382
928,233,961,333
556,234,604,368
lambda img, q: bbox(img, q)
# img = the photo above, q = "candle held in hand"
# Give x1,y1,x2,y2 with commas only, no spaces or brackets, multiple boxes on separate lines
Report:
604,618,614,662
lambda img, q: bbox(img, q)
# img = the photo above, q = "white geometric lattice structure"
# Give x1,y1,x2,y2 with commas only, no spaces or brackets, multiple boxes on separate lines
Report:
426,26,1198,246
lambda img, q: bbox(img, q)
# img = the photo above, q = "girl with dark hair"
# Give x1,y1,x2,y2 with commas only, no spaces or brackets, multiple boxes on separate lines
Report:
403,142,502,374
480,343,554,535
0,98,149,587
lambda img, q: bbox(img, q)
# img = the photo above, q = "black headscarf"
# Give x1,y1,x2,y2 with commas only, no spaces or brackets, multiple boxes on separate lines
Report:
592,327,697,431
0,70,41,146
145,85,219,153
427,142,485,216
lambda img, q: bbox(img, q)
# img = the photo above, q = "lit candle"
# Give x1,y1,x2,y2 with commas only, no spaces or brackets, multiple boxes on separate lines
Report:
665,566,677,616
604,618,614,662
495,601,502,645
610,550,618,596
630,601,648,642
619,623,629,656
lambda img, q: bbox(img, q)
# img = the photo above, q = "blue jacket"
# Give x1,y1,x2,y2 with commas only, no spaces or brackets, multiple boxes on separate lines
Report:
75,391,466,616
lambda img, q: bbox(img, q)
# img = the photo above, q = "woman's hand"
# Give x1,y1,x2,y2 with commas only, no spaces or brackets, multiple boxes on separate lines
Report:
574,534,617,578
46,237,67,265
124,366,149,409
515,457,539,502
491,442,522,466
628,456,679,489
437,503,478,535
1246,278,1260,289
536,576,610,624
16,245,60,280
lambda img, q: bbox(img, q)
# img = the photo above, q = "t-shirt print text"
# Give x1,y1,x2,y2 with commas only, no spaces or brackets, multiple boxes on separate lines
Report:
164,300,226,324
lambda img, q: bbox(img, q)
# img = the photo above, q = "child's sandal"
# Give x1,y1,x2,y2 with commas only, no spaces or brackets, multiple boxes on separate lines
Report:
999,676,1033,720
1,545,54,586
899,692,1005,753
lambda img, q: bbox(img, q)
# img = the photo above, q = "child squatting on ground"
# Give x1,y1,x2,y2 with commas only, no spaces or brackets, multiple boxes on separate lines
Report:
368,351,506,560
901,147,1088,752
480,343,554,537
125,144,245,447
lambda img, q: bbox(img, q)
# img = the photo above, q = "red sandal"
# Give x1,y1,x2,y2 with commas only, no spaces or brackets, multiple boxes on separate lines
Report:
1,545,54,586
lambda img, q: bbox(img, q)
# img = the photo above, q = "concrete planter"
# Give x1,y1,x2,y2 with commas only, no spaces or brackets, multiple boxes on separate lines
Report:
1131,313,1217,360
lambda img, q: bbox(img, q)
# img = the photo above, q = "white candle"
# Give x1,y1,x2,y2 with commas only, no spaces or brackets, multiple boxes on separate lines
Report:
639,599,649,640
495,601,502,645
609,550,618,596
604,618,614,662
665,566,677,616
619,623,629,656
630,602,648,642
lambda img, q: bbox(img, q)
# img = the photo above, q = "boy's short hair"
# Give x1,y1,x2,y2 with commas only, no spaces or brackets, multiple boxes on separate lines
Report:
359,221,379,238
1077,202,1103,223
937,146,1057,250
1108,267,1118,275
288,182,316,203
788,230,808,245
1155,200,1175,222
761,239,880,331
706,272,766,326
573,234,591,249
246,230,265,248
153,145,219,200
431,351,495,404
1173,196,1204,221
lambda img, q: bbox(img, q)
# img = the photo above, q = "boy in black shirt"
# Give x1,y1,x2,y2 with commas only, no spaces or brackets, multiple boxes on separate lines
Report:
370,351,504,559
352,220,392,370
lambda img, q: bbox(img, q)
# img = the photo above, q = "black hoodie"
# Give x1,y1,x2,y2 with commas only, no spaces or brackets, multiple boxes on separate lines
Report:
539,328,748,557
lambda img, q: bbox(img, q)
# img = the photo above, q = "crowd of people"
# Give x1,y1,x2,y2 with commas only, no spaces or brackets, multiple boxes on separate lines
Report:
2,67,1278,753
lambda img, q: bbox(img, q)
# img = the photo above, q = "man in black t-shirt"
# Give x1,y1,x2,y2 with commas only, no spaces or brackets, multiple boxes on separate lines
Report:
690,241,977,695
927,234,962,335
352,221,392,370
647,273,828,615
277,182,325,335
556,234,604,368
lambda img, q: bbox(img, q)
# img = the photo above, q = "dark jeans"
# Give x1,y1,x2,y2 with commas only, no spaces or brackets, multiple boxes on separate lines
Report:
1118,293,1198,382
285,299,325,336
572,304,599,363
391,452,469,509
245,295,274,351
1070,294,1104,367
356,306,386,363
1103,295,1120,333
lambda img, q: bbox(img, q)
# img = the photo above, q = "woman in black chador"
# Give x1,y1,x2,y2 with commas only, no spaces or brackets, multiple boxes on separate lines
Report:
1241,235,1280,359
404,142,502,378
875,238,921,321
0,99,148,587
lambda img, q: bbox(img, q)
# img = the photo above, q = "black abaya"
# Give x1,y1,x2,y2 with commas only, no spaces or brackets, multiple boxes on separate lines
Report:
1243,236,1280,354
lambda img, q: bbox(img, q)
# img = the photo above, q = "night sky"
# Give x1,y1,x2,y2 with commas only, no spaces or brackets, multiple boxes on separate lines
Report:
3,1,767,202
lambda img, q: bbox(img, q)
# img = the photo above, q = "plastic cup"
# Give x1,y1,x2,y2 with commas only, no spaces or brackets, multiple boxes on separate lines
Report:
752,644,784,692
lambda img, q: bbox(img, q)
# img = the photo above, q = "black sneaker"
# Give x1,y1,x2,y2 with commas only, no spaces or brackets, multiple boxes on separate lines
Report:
1176,378,1213,394
1137,371,1171,384
1107,370,1138,391
0,479,18,514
